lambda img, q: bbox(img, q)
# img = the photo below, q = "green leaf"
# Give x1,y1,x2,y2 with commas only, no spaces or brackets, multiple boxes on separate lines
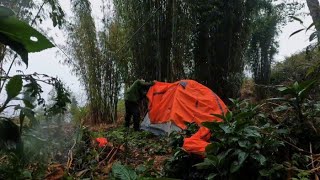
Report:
207,173,217,180
230,161,241,173
0,32,28,64
244,127,261,138
292,82,299,91
13,96,35,109
306,22,315,32
237,151,248,166
194,158,216,169
205,143,219,154
217,149,232,165
22,170,32,179
234,111,254,120
306,65,316,77
111,162,138,180
225,111,233,121
6,75,22,100
15,106,37,125
0,6,15,18
277,86,294,95
0,16,54,52
19,110,25,132
202,122,221,131
259,169,270,176
309,31,319,42
211,113,226,120
251,153,266,165
23,98,35,109
289,16,303,24
289,28,304,38
219,124,232,134
0,11,55,65
238,140,250,148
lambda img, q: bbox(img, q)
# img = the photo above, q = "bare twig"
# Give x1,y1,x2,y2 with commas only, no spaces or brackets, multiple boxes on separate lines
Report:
98,143,124,166
0,54,18,93
309,142,320,179
108,147,119,164
99,147,116,166
66,139,77,170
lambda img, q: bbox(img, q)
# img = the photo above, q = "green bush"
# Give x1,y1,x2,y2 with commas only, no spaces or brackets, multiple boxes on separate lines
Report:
271,50,319,85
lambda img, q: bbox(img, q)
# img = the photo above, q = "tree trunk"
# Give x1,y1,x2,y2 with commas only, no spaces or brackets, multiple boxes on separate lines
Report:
306,0,320,41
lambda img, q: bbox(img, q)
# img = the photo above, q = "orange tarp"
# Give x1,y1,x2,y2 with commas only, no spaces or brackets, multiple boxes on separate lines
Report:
182,127,211,156
147,80,228,155
147,80,227,129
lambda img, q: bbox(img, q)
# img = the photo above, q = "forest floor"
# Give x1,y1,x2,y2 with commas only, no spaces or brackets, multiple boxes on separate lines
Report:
44,119,174,179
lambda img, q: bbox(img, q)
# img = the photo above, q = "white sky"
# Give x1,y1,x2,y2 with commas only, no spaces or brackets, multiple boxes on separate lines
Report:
3,0,315,106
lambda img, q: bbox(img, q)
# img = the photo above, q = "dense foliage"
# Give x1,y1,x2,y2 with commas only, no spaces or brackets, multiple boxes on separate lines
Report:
0,4,71,179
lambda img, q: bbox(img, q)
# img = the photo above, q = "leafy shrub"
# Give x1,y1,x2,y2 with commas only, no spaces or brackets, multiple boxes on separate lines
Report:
163,99,288,180
198,110,285,179
163,149,209,180
267,80,320,179
271,50,315,85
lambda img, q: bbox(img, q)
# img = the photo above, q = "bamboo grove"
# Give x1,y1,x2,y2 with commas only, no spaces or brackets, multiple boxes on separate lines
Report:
66,0,119,124
65,0,302,124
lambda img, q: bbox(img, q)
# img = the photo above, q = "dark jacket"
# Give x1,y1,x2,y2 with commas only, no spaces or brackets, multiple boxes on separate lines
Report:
124,80,153,103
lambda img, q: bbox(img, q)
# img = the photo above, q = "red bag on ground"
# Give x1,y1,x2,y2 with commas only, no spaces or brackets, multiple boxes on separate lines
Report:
96,137,108,147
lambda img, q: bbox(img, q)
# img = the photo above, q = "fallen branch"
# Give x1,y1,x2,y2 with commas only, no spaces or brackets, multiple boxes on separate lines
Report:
99,143,124,166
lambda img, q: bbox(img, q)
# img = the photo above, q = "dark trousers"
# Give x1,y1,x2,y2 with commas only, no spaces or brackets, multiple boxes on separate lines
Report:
125,100,140,131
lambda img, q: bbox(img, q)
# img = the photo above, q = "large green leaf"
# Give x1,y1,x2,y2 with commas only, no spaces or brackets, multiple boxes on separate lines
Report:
0,16,54,52
6,75,22,100
0,6,55,65
194,158,216,169
277,86,295,95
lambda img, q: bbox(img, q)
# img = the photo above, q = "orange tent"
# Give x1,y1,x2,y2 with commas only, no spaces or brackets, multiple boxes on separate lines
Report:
146,80,228,155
